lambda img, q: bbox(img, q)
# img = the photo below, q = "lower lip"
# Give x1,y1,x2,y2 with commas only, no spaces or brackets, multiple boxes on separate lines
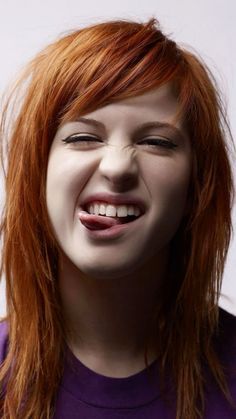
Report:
81,216,143,240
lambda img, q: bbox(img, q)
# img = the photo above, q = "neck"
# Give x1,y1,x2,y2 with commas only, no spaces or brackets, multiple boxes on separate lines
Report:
59,248,169,377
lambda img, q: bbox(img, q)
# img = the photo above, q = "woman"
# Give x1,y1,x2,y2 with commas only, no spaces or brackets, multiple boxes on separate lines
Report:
0,18,235,419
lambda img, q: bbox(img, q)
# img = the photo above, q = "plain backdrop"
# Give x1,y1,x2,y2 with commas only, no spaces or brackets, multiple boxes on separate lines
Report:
0,0,235,317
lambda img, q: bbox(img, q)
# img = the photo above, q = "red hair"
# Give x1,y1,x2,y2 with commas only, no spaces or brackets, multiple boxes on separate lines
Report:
0,18,235,419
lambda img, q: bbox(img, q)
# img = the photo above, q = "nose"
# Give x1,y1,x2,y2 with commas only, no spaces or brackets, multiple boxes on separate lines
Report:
98,144,139,189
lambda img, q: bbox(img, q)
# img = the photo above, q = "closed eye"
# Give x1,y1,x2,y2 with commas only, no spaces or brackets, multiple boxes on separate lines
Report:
62,134,102,144
138,138,178,149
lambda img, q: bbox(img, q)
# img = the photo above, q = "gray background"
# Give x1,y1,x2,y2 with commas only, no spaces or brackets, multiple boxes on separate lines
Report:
0,0,235,317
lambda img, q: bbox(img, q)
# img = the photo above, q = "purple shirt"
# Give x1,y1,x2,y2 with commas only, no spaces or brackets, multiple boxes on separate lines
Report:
1,307,236,418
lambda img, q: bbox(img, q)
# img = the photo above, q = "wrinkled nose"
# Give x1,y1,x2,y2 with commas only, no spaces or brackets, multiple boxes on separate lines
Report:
98,145,139,189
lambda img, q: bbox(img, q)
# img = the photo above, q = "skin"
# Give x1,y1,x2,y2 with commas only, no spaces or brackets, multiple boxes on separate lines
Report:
46,84,192,377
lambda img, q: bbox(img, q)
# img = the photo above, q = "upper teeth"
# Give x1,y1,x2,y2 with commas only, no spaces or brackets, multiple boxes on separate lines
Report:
86,202,141,217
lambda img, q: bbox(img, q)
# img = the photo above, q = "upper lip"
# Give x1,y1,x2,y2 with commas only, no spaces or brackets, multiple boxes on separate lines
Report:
80,193,146,215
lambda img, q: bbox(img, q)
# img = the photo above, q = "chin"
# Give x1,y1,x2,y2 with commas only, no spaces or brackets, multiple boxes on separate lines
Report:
73,257,143,280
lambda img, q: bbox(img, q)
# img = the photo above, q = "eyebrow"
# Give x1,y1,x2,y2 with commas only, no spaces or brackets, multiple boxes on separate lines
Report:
75,117,186,141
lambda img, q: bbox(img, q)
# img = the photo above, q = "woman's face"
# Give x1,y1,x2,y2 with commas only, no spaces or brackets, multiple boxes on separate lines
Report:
46,84,192,279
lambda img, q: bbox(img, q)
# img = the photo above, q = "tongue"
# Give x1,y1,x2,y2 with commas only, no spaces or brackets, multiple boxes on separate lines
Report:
78,210,126,230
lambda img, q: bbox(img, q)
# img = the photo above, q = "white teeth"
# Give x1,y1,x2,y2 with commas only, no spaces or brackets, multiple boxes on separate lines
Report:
99,204,106,215
106,205,117,217
88,204,94,214
86,202,141,217
94,203,100,215
117,205,128,217
127,205,135,215
134,207,140,217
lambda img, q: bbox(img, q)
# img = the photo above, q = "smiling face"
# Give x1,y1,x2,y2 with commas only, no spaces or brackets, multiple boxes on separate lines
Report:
46,84,192,279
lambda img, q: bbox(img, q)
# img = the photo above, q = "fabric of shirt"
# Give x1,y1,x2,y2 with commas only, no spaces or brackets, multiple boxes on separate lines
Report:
0,307,236,418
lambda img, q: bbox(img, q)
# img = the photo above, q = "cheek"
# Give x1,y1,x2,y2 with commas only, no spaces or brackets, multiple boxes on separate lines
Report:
144,153,191,193
140,160,191,256
145,156,191,226
45,152,93,230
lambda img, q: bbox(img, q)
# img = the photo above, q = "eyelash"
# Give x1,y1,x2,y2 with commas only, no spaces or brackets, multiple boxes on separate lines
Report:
61,134,178,149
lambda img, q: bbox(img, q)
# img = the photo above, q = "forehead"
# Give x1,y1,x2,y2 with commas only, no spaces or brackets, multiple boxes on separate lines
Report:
82,84,180,127
55,83,188,145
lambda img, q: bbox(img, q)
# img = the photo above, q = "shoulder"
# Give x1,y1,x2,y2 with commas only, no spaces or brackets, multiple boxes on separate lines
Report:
214,307,236,374
219,306,236,324
217,306,236,344
0,319,9,364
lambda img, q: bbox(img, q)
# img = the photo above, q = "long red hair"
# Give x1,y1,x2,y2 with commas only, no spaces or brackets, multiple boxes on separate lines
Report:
0,18,235,419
